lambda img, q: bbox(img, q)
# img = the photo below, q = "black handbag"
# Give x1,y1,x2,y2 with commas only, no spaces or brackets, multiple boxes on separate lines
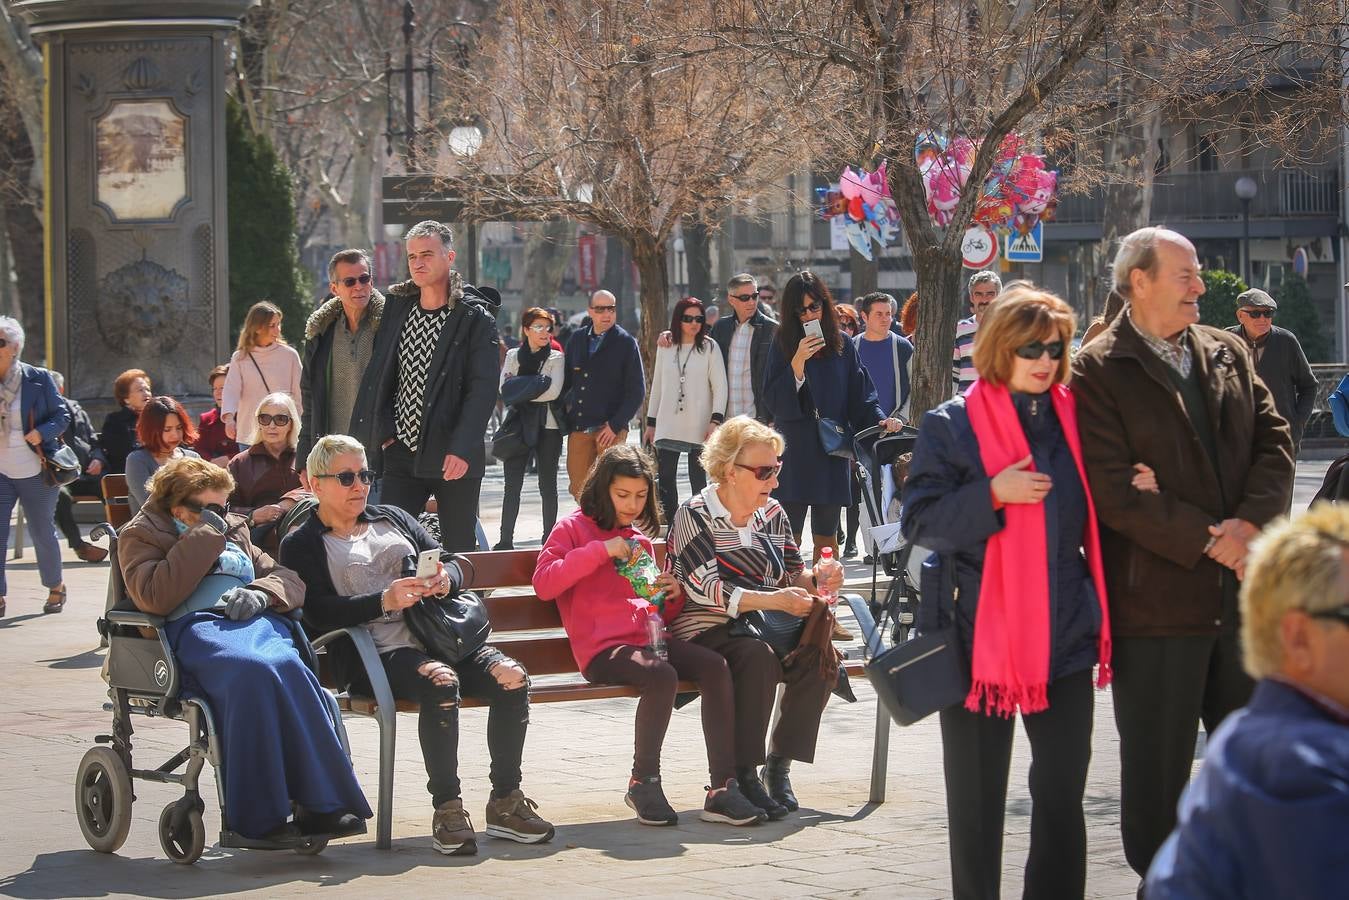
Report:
729,609,804,658
29,410,81,487
865,553,969,726
490,408,529,461
804,373,854,458
402,556,490,664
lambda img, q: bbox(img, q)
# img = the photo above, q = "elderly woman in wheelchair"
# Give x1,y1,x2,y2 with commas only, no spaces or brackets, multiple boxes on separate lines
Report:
103,456,370,859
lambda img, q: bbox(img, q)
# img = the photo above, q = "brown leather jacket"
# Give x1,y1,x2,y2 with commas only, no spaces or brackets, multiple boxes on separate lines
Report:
118,506,305,617
1071,314,1293,637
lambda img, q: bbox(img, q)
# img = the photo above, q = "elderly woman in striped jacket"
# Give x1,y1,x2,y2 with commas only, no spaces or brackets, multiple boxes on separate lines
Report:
667,416,843,821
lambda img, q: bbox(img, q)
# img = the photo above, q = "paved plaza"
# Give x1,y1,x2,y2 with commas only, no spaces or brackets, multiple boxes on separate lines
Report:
0,458,1331,899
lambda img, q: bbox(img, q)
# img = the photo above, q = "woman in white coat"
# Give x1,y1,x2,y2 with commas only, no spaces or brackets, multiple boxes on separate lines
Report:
644,297,728,524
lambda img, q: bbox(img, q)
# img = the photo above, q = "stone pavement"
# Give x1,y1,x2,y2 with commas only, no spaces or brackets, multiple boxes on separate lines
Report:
0,459,1329,900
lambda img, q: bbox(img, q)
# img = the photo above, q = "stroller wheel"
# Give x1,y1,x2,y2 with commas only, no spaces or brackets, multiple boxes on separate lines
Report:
75,747,134,854
159,800,206,865
294,836,330,856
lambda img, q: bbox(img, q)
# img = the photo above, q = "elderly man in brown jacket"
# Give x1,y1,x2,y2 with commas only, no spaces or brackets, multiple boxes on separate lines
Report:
1071,227,1294,882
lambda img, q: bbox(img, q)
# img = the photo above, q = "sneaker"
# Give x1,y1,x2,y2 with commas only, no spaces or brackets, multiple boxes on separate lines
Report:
432,799,477,856
736,771,788,820
625,776,678,826
485,790,555,843
700,779,767,826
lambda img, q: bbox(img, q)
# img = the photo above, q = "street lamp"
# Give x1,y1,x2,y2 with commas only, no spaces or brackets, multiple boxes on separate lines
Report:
447,117,485,285
1234,175,1258,286
673,236,686,297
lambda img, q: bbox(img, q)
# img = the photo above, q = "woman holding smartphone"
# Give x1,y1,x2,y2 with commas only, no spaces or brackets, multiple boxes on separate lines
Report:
762,272,902,560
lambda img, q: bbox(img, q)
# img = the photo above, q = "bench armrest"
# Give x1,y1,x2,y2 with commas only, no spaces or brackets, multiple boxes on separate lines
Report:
311,625,396,715
842,593,884,658
106,608,165,630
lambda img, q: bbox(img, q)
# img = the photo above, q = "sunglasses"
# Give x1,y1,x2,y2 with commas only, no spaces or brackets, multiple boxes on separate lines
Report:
1310,606,1349,626
735,461,782,481
527,323,553,333
730,291,760,302
183,499,229,517
681,314,706,324
1241,308,1275,319
799,302,822,315
337,273,373,288
591,305,617,314
1015,340,1065,360
256,413,292,426
314,469,376,487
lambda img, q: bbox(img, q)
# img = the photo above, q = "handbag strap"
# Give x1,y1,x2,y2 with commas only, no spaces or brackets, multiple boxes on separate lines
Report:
247,352,272,393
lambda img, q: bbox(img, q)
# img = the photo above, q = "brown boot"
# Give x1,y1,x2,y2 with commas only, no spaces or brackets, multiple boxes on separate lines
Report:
75,543,108,563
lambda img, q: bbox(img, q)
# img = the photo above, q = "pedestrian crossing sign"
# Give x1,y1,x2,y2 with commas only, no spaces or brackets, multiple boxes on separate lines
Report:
1004,221,1044,263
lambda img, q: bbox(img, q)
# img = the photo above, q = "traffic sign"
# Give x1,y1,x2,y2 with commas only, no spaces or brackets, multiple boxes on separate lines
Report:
1004,221,1044,263
961,226,998,269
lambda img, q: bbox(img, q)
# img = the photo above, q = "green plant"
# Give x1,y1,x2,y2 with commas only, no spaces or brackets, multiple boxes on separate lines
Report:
1198,269,1246,331
225,96,311,347
1272,274,1331,363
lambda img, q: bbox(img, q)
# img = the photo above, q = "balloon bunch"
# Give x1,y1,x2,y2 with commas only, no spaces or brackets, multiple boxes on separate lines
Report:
815,163,901,261
917,131,1058,235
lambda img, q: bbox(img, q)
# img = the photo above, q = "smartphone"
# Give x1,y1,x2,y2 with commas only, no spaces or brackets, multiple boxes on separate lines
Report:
803,319,824,341
415,549,440,580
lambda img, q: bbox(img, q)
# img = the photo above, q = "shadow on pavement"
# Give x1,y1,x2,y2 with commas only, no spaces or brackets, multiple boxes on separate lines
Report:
38,647,105,669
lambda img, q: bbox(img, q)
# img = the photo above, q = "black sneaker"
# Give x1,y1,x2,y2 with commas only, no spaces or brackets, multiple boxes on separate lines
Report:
624,776,678,826
736,771,788,820
700,779,766,826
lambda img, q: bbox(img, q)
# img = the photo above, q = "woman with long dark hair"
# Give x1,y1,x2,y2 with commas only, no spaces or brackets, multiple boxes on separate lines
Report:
762,272,900,560
644,297,727,523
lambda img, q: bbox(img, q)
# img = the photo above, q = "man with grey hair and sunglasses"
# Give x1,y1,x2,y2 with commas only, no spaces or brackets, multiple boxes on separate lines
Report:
1224,287,1317,453
1071,226,1293,883
952,270,1001,392
350,221,503,552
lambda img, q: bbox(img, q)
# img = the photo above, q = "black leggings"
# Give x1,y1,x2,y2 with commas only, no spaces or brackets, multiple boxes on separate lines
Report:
584,639,735,785
779,502,842,540
938,669,1095,900
500,429,563,544
360,644,531,807
656,448,706,525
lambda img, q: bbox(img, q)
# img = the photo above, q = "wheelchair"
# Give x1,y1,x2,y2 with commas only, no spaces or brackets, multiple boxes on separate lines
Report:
78,523,349,864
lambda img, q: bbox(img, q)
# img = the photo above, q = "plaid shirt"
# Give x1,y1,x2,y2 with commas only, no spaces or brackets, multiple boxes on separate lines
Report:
1128,310,1193,378
726,318,755,420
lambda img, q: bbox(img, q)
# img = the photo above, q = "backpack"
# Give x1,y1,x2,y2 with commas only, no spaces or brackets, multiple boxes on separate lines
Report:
1330,373,1349,438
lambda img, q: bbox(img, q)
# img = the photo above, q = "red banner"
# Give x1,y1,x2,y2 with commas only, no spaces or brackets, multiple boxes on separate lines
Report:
578,234,598,290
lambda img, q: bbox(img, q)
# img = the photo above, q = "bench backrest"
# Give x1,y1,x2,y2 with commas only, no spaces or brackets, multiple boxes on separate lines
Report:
102,474,131,530
459,542,666,677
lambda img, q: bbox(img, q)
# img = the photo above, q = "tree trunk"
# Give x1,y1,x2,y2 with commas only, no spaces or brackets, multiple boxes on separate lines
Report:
523,219,577,314
683,215,714,304
630,231,669,392
849,249,878,300
909,246,963,418
603,234,633,330
1096,104,1160,308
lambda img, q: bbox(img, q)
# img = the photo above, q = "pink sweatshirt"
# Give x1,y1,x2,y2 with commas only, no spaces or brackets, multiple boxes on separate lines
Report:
533,509,683,672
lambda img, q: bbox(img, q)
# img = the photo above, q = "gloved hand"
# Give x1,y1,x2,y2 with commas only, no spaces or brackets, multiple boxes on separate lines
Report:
221,587,269,621
198,509,228,535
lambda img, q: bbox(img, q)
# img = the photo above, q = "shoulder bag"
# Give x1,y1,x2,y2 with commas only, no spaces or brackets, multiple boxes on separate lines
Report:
247,352,272,393
804,368,854,459
402,555,492,664
865,552,969,726
29,408,81,487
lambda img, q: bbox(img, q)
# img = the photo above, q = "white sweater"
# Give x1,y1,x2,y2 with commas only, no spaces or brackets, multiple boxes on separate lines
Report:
647,340,727,446
221,341,304,445
500,347,565,429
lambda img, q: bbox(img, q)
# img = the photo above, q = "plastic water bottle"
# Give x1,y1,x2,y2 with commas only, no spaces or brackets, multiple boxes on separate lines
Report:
816,546,841,611
645,604,668,660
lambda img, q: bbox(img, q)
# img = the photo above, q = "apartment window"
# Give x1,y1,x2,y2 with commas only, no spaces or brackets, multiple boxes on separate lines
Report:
1194,132,1219,172
1155,137,1171,176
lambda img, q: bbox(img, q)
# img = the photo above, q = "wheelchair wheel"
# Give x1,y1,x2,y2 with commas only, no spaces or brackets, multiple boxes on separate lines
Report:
293,836,329,856
75,747,133,853
158,800,206,865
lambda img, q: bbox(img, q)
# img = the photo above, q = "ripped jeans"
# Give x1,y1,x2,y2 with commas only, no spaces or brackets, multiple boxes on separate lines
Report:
366,645,530,807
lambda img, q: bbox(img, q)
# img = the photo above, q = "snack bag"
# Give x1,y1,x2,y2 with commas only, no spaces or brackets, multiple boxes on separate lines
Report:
614,538,666,609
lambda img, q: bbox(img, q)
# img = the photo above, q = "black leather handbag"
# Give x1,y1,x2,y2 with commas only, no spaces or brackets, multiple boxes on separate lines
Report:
401,556,490,664
866,553,969,726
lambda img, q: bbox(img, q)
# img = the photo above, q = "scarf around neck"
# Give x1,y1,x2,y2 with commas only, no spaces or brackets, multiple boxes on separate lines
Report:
963,379,1112,717
516,338,551,376
0,363,22,436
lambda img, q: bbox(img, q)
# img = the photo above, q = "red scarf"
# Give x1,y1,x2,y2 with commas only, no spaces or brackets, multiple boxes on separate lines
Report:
964,380,1112,717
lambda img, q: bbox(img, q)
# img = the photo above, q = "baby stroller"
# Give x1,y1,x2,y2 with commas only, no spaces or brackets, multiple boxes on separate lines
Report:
852,423,924,644
78,523,345,864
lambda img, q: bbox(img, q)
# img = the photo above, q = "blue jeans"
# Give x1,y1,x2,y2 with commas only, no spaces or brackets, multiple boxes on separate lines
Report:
0,472,63,595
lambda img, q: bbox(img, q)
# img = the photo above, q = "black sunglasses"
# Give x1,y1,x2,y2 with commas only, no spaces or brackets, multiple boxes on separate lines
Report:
256,413,292,426
735,461,782,481
337,273,372,288
1015,340,1065,360
314,469,376,487
1241,308,1275,319
183,499,229,517
590,305,617,313
681,314,706,324
730,291,760,302
1310,606,1349,626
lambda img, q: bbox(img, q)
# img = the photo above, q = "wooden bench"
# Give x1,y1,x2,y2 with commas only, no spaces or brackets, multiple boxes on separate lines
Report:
101,474,132,530
311,544,882,850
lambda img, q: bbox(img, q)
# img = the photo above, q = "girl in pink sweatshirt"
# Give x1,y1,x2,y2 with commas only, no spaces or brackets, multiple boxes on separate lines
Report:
533,445,765,827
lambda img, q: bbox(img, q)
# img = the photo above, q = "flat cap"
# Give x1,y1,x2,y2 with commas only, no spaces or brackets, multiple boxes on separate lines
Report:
1236,288,1277,310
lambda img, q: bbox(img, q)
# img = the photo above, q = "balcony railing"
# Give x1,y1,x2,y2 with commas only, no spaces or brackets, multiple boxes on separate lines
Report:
1053,168,1339,224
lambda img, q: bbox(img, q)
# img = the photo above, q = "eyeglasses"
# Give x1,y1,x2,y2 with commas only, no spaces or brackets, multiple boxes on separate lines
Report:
799,302,821,315
182,499,229,517
1310,606,1349,626
527,323,553,333
681,314,706,324
256,413,292,426
590,305,617,314
1015,340,1065,360
337,273,372,288
735,461,782,481
1241,309,1275,319
314,469,376,487
730,291,760,302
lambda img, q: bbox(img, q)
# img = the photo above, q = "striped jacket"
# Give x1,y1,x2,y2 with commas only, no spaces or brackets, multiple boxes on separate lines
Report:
667,486,804,641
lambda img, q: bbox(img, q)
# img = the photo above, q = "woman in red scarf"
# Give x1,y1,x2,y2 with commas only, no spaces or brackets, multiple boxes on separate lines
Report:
901,287,1112,900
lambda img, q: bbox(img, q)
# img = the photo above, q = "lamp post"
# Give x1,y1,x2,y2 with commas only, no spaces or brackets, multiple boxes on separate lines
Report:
1234,175,1258,287
673,236,686,297
448,119,484,285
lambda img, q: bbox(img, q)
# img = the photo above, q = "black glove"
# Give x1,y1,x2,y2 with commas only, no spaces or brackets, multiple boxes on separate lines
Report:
220,587,268,621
